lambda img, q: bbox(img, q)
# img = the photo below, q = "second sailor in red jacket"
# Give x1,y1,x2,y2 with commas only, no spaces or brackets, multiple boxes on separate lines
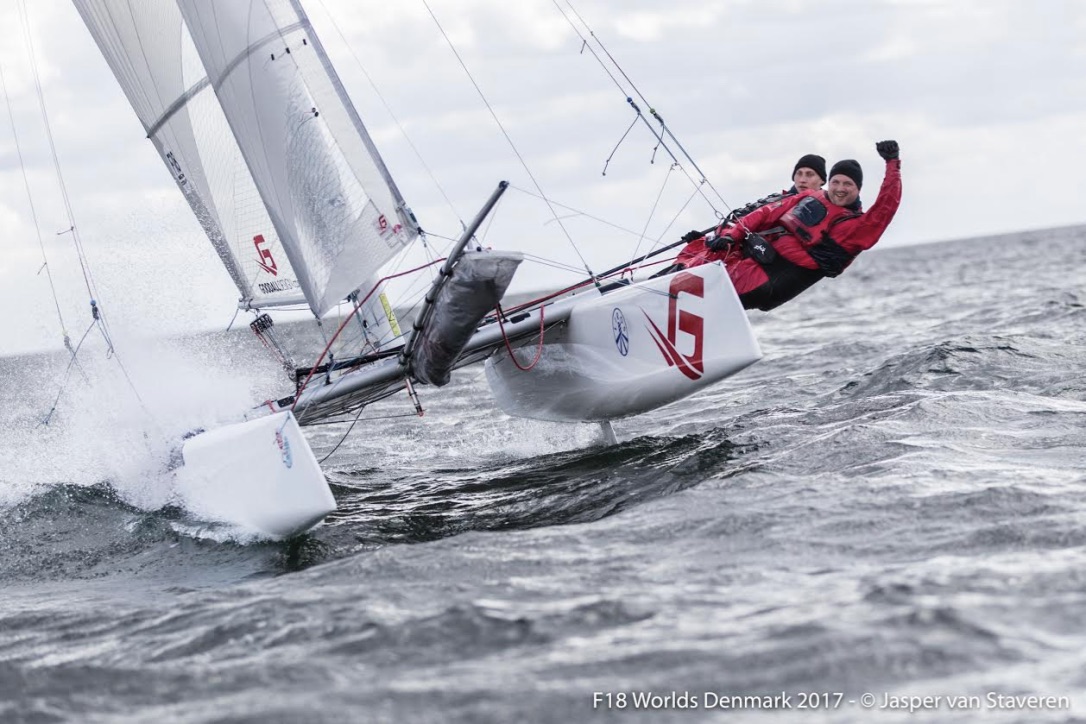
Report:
680,140,902,311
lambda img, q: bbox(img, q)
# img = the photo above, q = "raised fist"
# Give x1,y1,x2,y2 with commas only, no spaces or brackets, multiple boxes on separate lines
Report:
876,140,899,161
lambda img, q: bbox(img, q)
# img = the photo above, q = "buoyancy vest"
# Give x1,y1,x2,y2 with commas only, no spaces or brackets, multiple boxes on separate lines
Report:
736,195,862,311
774,195,862,276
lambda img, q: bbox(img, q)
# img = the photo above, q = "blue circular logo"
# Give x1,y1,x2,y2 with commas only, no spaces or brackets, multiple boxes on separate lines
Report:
612,308,630,356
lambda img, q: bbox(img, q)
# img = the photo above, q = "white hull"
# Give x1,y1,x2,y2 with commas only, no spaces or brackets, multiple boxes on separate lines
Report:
175,411,336,538
485,263,761,422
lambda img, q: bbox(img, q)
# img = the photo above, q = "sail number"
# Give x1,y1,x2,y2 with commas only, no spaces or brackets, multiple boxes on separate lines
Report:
376,214,403,239
165,151,188,187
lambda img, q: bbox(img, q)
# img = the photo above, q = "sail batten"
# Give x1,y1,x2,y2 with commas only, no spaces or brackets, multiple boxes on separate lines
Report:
211,20,308,92
146,76,209,138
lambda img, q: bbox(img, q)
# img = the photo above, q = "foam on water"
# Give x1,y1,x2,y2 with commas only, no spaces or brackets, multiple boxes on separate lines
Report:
0,330,285,512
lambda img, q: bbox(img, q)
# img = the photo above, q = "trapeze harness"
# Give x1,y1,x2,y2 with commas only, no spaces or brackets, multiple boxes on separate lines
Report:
734,194,861,311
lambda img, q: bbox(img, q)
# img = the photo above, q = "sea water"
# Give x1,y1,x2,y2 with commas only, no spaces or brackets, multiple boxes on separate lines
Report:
1,226,1084,723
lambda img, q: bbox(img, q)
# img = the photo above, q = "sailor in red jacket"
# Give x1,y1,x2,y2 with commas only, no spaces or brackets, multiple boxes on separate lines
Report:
680,140,902,311
673,153,826,270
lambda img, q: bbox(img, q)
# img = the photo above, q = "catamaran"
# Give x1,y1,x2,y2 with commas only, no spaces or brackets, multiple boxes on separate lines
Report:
70,0,762,537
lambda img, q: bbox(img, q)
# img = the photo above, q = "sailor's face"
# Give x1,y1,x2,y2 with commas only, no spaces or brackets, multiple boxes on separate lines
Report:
792,167,823,191
827,175,860,206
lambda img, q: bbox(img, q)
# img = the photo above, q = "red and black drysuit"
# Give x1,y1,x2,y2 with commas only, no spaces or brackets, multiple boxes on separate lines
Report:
675,158,901,311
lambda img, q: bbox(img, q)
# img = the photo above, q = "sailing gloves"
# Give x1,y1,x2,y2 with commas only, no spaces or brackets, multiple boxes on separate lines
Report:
680,229,703,244
876,140,899,161
704,234,725,252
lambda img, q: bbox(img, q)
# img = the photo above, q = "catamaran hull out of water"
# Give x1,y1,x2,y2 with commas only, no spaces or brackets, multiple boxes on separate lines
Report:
175,411,335,538
485,263,761,421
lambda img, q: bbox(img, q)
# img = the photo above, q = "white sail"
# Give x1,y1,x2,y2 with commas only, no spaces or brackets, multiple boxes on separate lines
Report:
73,0,418,316
175,0,417,316
73,0,305,309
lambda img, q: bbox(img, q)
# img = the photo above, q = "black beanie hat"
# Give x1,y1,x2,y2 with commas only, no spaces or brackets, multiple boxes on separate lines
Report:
829,159,863,189
793,153,827,182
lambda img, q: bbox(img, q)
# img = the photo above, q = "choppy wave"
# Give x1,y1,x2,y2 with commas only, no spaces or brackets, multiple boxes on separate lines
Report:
2,227,1085,722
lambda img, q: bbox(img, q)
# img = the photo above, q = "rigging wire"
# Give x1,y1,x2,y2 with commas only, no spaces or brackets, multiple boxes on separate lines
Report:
225,306,242,332
315,226,464,368
37,319,96,427
419,0,600,285
390,230,448,308
18,0,149,413
17,0,100,304
417,230,460,245
629,162,679,266
632,183,703,274
320,232,452,365
601,114,640,176
562,0,734,215
0,63,75,356
550,0,736,221
509,184,645,239
305,411,419,428
519,253,592,275
513,174,694,280
317,402,366,463
476,188,506,246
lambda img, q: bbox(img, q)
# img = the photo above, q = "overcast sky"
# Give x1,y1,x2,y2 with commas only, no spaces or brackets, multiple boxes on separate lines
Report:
2,0,1084,356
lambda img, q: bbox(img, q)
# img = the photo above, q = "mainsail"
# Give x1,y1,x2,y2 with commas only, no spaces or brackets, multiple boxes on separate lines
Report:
73,0,418,316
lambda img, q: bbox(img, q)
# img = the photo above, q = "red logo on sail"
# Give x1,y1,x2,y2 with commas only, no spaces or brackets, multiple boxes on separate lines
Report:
643,272,705,380
376,214,404,239
254,234,278,276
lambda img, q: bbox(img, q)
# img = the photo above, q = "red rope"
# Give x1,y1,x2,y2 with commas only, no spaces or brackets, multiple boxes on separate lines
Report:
492,256,676,320
496,303,546,371
291,258,447,411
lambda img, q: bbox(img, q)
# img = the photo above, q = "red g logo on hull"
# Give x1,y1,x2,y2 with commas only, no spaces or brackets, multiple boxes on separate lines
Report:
644,272,705,380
